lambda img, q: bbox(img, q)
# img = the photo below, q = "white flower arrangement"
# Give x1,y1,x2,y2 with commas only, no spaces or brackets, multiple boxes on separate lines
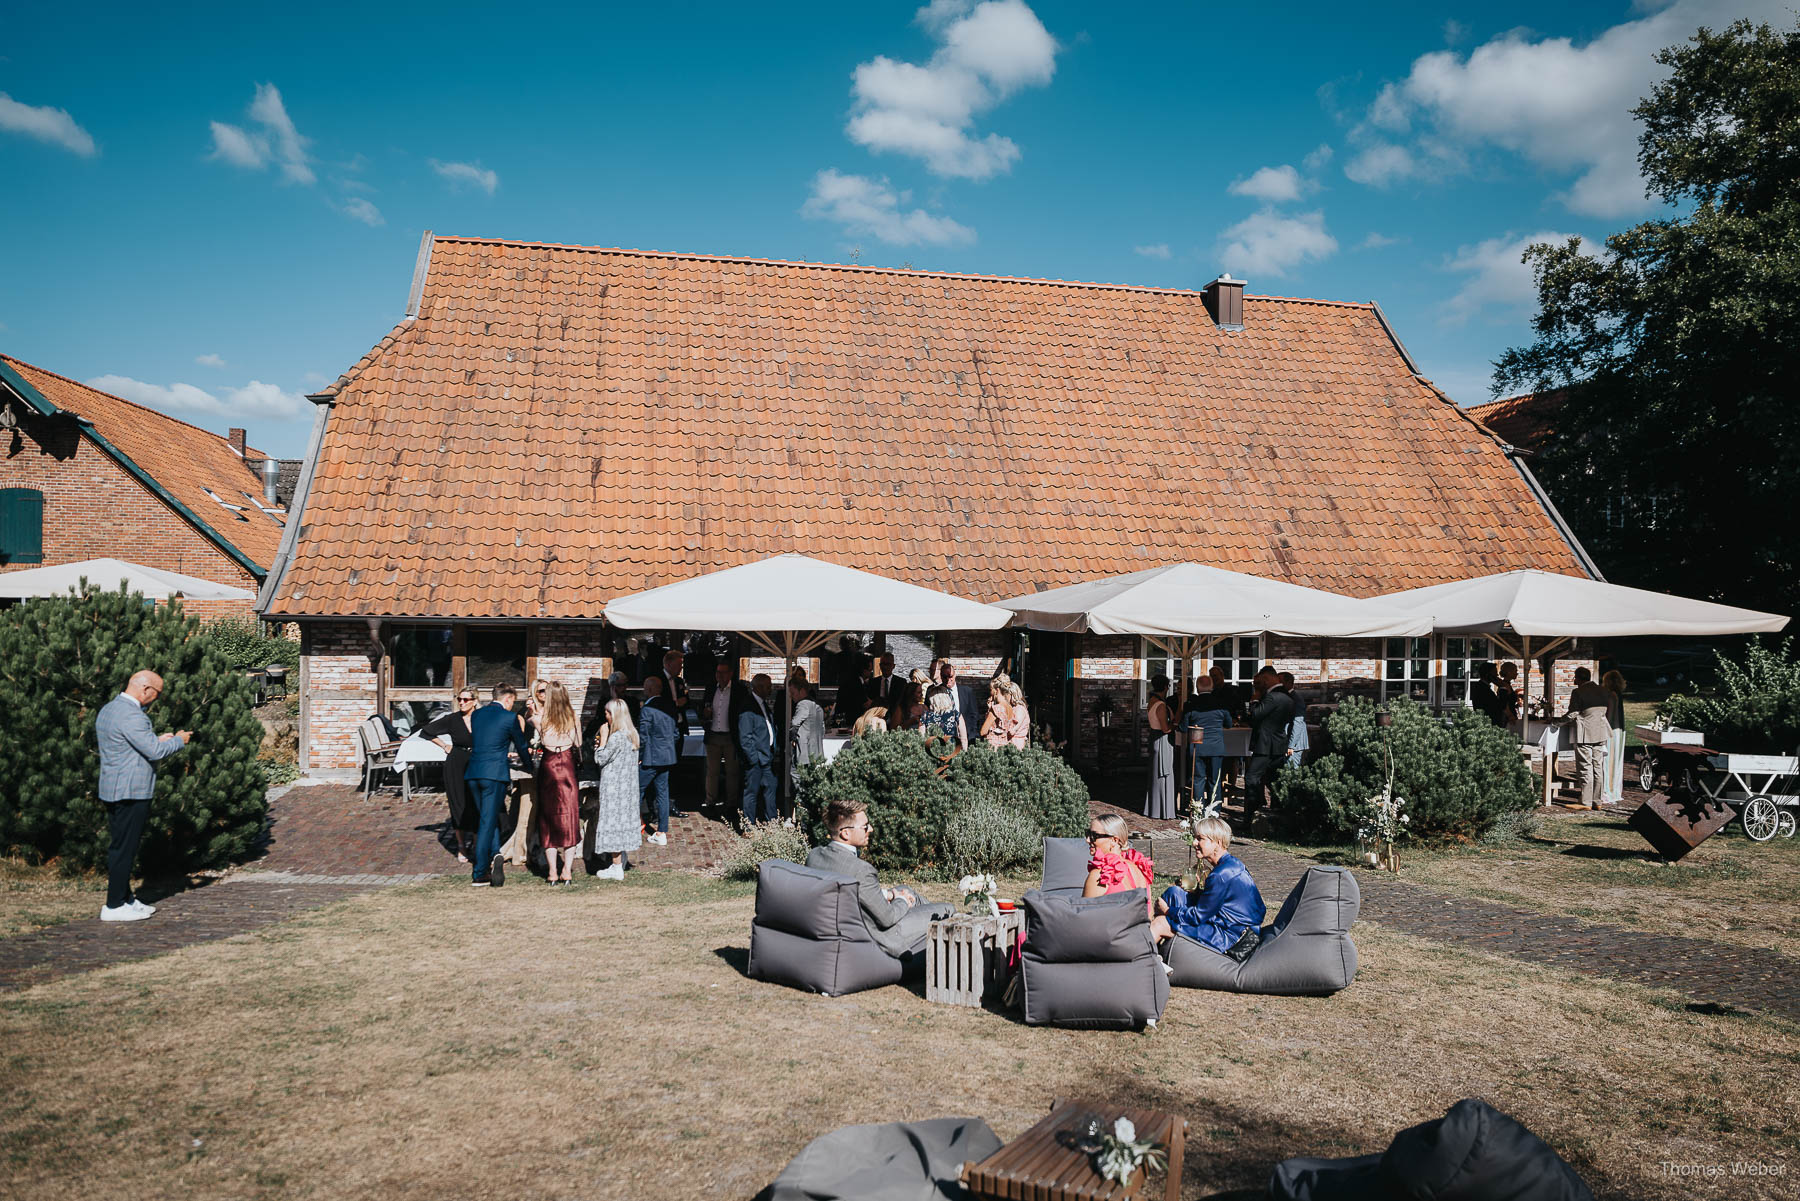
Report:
1356,782,1409,845
1094,1116,1166,1187
958,873,999,916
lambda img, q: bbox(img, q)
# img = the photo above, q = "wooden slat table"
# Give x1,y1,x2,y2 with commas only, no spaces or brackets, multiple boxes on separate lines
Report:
925,911,1024,1007
962,1097,1187,1201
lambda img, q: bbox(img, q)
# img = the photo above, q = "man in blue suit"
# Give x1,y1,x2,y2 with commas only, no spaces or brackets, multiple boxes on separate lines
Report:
737,672,778,830
638,675,681,845
467,684,532,887
93,670,191,921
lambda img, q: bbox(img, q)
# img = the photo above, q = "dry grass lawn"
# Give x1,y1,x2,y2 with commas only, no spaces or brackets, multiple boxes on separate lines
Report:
1268,811,1800,959
0,859,105,938
2,872,1796,1201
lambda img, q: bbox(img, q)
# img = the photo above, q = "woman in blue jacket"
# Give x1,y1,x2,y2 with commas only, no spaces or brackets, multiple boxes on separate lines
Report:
1152,816,1266,956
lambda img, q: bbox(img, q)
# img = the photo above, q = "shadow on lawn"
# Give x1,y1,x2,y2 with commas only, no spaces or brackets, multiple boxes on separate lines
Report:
1558,844,1663,863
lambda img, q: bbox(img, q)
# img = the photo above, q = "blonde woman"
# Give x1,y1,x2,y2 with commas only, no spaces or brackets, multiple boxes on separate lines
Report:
981,675,1014,748
1004,682,1031,748
851,705,889,737
534,681,583,884
588,698,641,881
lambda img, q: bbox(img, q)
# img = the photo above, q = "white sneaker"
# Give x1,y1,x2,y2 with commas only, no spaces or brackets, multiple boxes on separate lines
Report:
597,863,625,881
129,899,157,917
648,832,668,846
100,903,151,922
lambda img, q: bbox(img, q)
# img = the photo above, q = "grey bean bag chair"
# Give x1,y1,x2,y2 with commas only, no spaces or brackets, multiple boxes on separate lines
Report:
1018,887,1170,1029
763,1116,1002,1201
1270,1098,1593,1201
1040,835,1091,898
747,859,909,997
1168,865,1359,995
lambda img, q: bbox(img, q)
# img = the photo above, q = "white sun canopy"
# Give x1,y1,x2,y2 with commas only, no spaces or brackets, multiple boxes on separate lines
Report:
0,558,256,601
994,563,1432,640
1375,570,1789,640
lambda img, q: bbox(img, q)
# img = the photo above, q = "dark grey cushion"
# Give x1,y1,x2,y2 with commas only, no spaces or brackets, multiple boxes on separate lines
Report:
1040,836,1091,898
764,1117,1003,1201
748,859,905,996
1168,865,1359,996
1019,887,1170,1029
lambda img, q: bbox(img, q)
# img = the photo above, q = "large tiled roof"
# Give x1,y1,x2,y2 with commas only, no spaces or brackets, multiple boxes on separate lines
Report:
264,235,1587,619
1465,390,1565,455
1,356,285,571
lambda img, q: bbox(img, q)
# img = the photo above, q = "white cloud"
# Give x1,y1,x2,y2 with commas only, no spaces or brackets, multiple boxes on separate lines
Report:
0,93,97,156
1352,0,1789,216
801,169,975,246
431,159,499,195
340,197,384,226
1228,164,1305,204
1441,230,1589,325
846,0,1057,179
208,83,314,185
1357,232,1402,250
1344,142,1417,187
1133,243,1172,260
87,374,309,421
1215,209,1338,279
195,354,227,368
1302,143,1333,171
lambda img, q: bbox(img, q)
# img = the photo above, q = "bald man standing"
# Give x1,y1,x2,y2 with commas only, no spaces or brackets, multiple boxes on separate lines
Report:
93,671,191,921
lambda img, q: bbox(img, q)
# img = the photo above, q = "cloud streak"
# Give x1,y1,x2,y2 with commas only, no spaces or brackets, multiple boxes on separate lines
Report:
86,374,310,421
431,159,499,195
1441,230,1588,325
208,83,315,184
1228,164,1306,204
1215,209,1338,279
801,169,974,246
0,92,97,156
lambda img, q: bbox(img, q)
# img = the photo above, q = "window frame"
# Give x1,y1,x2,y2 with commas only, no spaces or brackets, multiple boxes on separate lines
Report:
1441,635,1494,707
1381,636,1434,704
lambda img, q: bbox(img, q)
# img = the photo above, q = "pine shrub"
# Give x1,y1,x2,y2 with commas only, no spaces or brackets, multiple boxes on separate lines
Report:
721,826,810,881
795,730,958,873
943,742,1089,840
942,796,1042,879
199,616,300,673
0,590,269,873
1276,697,1535,843
1660,638,1800,754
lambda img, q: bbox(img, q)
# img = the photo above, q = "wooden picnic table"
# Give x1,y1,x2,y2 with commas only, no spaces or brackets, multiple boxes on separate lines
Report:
962,1097,1187,1201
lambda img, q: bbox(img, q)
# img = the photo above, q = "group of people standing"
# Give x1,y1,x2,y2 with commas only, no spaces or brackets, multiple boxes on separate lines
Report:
1143,665,1307,823
833,652,1032,753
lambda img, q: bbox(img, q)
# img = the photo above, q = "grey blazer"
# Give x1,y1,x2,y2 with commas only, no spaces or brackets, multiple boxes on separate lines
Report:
95,694,186,801
806,841,915,957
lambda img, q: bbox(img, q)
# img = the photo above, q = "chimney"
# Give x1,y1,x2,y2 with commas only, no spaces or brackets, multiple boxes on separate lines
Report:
262,458,280,506
227,427,247,456
1203,274,1246,331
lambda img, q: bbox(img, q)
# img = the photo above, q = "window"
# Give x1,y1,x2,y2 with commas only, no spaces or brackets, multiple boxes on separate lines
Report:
1212,636,1263,688
0,488,44,564
1442,636,1493,705
465,627,528,689
391,627,455,688
1383,637,1432,703
1140,638,1191,702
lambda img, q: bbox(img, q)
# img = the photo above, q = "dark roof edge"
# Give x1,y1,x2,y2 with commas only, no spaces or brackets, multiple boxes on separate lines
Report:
1505,450,1605,582
256,398,335,616
1367,302,1421,375
404,229,434,319
1,358,265,581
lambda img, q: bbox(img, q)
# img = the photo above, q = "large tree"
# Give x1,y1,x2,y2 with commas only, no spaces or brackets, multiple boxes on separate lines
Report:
1495,18,1800,617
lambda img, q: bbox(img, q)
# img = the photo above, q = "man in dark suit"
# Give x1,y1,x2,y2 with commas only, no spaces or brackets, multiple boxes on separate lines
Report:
935,659,978,750
639,675,681,844
868,651,899,713
1243,667,1296,819
467,684,532,887
832,653,873,726
700,662,753,816
660,650,691,738
737,673,779,830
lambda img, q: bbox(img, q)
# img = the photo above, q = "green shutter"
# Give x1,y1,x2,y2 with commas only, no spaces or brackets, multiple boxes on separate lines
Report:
0,488,44,564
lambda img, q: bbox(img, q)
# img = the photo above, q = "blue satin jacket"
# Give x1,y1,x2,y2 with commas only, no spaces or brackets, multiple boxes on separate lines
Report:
1162,854,1267,953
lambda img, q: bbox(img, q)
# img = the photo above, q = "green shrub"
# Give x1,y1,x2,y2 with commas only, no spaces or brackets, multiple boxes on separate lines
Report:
942,796,1043,878
199,617,300,673
0,590,269,874
1660,638,1800,755
795,730,957,874
943,742,1089,840
721,826,810,881
1276,697,1536,844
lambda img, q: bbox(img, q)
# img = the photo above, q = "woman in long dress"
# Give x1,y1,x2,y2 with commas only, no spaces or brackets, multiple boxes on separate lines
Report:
588,698,641,881
1004,682,1032,748
980,675,1013,748
1144,674,1177,820
534,680,583,884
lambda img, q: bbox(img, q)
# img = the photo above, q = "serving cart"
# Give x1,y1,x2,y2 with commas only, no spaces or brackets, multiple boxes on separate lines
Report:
1638,726,1799,841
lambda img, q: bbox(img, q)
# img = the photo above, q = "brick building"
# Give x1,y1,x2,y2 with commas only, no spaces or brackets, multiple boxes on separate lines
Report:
0,355,287,619
259,234,1600,776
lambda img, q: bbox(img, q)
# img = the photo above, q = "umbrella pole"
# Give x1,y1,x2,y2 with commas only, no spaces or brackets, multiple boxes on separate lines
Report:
783,633,796,815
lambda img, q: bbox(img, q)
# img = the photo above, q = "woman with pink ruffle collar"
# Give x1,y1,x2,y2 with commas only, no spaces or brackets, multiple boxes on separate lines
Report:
1082,812,1156,917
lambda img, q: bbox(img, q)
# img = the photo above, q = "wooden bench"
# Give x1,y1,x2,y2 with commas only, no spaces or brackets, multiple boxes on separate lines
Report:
962,1096,1187,1201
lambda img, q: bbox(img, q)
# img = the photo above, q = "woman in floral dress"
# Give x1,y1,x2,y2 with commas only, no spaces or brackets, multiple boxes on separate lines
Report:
588,698,641,881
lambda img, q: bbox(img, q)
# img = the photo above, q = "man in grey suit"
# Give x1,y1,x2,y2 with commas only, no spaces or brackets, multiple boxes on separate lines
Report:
805,798,953,959
1564,667,1613,809
94,670,191,921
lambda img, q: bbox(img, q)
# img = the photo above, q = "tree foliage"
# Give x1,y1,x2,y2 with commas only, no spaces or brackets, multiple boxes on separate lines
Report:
1276,698,1536,843
943,742,1089,842
199,616,300,672
0,590,268,873
1660,638,1800,754
1495,19,1800,616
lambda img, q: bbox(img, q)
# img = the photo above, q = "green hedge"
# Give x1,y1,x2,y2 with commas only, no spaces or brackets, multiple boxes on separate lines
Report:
1660,638,1800,755
198,617,300,673
0,591,269,873
1276,697,1536,844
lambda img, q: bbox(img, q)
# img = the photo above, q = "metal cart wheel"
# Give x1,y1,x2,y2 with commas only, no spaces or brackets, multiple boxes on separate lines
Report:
1740,795,1780,842
1636,751,1658,792
1778,810,1797,839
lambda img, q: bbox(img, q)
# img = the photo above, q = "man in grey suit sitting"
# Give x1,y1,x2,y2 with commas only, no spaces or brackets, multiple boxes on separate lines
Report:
93,670,191,922
805,798,952,959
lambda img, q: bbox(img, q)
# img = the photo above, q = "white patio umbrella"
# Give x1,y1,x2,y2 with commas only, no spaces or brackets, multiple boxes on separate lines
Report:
0,557,256,601
602,554,1013,802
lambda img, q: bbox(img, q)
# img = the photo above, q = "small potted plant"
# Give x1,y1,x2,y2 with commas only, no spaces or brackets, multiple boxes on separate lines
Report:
958,873,999,918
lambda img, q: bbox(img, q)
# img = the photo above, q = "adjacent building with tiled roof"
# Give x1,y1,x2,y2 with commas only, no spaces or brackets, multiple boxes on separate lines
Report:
0,355,287,618
1466,390,1566,456
261,233,1599,774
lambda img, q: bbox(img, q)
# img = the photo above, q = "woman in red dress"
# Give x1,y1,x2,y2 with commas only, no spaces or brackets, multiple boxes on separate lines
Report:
533,680,583,884
1082,812,1156,917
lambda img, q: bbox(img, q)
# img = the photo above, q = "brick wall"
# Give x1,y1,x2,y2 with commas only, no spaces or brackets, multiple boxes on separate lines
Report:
1,420,263,620
302,621,379,773
537,626,612,731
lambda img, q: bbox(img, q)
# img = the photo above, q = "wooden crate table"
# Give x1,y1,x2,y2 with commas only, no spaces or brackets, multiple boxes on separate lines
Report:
962,1097,1188,1201
925,910,1024,1008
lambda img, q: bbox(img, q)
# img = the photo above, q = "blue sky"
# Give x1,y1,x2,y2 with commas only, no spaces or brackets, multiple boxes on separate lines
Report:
2,0,1783,457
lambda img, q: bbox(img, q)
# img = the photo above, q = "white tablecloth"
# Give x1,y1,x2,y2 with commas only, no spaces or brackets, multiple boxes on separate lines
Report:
394,736,447,767
823,736,850,763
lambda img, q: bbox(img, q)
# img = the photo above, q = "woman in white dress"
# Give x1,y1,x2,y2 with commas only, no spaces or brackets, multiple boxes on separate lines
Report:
588,698,641,881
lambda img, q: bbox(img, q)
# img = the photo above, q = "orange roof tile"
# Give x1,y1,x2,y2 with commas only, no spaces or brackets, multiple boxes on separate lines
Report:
1,356,285,571
1466,390,1565,455
264,236,1588,619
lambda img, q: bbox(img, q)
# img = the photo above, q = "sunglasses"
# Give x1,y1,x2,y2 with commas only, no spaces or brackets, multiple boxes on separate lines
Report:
1085,830,1110,842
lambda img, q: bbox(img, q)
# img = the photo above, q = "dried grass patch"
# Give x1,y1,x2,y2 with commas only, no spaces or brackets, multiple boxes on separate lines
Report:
0,872,1795,1200
0,859,105,938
